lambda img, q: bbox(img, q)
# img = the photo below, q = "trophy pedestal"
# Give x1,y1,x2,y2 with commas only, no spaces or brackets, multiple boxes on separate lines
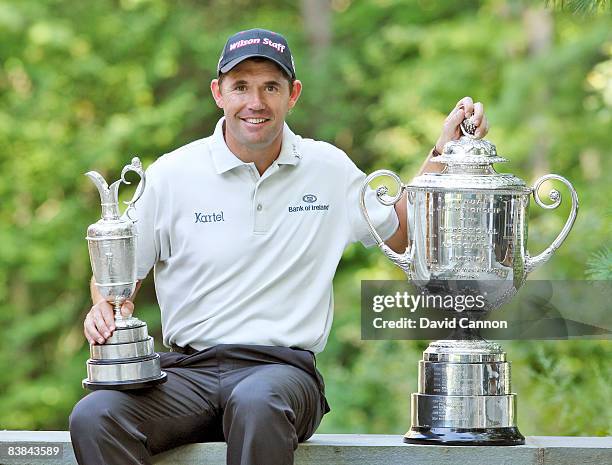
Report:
404,340,525,446
405,427,525,446
83,318,167,391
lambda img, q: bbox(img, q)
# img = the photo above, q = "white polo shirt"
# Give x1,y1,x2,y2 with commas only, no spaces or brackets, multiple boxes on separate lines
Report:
134,117,398,353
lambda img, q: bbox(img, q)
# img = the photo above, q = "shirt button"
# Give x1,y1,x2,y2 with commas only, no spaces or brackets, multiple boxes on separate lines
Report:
257,203,263,211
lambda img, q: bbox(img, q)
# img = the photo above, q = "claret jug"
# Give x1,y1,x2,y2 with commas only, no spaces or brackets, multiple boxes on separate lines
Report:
84,157,166,390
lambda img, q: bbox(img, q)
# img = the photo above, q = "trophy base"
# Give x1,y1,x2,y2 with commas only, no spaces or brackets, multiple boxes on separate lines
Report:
84,324,167,391
404,426,525,446
83,371,167,391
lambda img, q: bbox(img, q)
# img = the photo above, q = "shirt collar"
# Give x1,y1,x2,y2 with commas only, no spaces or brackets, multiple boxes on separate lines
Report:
210,117,301,174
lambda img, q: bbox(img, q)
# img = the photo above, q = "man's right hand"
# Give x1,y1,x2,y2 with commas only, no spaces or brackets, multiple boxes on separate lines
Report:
84,299,134,345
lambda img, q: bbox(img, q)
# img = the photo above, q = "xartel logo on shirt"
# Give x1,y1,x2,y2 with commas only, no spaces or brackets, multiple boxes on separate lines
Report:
195,211,225,223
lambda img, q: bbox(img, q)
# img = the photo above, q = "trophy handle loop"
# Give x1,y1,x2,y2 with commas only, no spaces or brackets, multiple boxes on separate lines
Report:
120,157,146,219
360,170,412,275
525,174,579,274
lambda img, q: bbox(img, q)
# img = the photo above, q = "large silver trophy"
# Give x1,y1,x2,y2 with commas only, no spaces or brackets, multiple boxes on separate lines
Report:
83,157,167,390
360,118,578,445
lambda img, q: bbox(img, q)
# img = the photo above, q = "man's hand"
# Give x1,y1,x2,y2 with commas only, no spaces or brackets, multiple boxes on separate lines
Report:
389,97,490,253
434,96,489,153
84,299,134,345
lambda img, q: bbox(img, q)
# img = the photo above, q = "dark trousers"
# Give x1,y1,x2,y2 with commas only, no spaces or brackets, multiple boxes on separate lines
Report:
69,344,329,465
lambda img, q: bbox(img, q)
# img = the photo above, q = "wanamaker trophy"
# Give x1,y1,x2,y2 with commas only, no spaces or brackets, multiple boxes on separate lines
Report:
83,157,167,390
360,116,578,445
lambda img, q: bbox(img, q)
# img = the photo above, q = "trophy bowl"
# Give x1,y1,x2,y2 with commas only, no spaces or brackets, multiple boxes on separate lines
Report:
360,120,578,445
87,218,137,307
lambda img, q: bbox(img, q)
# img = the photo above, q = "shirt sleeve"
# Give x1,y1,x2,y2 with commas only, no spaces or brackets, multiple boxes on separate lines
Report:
132,166,169,280
344,158,399,248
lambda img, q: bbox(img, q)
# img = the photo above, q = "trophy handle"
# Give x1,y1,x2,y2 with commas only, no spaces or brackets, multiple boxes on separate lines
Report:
525,174,579,274
360,170,413,276
120,157,146,220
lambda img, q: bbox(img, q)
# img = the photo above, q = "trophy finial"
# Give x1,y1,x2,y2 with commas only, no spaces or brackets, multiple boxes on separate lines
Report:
460,115,478,138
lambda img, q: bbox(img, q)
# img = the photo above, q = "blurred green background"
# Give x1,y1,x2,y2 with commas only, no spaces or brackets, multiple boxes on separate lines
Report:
1,0,610,436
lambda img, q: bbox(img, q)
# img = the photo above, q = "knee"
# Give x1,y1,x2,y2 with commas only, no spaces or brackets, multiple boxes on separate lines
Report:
227,385,294,425
69,391,124,438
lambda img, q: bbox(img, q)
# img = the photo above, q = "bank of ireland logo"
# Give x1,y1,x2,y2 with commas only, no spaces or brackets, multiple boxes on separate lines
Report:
289,194,329,213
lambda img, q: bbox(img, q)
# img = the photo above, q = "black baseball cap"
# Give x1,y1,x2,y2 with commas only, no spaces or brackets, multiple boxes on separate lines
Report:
217,28,296,79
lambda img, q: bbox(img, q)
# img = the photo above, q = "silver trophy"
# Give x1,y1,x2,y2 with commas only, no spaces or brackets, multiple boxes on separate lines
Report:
360,117,578,445
83,157,167,390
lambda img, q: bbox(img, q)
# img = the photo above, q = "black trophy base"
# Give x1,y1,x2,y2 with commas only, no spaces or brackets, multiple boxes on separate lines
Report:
404,426,525,446
82,371,167,391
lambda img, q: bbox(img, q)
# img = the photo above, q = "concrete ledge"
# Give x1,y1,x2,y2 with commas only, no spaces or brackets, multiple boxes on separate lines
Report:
1,431,611,465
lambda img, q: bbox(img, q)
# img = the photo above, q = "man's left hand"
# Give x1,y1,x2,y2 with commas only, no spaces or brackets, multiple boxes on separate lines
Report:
434,96,489,153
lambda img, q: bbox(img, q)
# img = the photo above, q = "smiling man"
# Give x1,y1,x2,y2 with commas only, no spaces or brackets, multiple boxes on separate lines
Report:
211,56,301,175
69,29,487,465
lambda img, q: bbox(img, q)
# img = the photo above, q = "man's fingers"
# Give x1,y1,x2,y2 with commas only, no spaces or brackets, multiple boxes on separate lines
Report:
83,316,93,345
438,97,486,153
121,300,134,318
475,114,489,138
456,96,474,116
473,102,484,125
455,96,472,109
445,107,464,126
436,107,464,152
451,107,465,123
84,314,103,345
100,304,116,331
92,309,111,342
444,107,465,140
82,298,135,346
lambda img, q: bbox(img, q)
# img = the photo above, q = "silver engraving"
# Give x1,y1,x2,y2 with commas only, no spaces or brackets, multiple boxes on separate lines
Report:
411,393,517,429
419,361,511,396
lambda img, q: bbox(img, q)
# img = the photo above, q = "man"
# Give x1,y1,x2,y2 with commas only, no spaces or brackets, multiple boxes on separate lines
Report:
70,29,488,465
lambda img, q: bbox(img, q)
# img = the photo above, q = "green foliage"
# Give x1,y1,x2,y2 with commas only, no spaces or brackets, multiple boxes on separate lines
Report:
587,248,612,278
587,207,612,278
0,0,610,437
546,0,610,14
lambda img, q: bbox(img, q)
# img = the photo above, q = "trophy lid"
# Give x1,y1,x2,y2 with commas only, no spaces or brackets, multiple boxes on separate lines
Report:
409,117,530,192
434,137,507,166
